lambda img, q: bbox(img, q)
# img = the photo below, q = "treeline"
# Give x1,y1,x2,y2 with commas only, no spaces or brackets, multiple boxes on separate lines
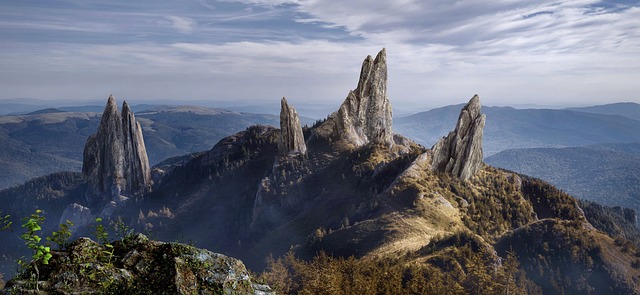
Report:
580,200,640,246
260,246,541,295
444,168,536,240
0,171,84,206
520,176,585,222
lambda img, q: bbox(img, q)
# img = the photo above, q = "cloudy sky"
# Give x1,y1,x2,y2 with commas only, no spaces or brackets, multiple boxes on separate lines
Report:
1,0,639,109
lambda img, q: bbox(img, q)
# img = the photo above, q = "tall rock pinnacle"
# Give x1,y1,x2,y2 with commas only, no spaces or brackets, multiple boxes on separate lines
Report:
83,95,151,206
278,97,307,156
430,95,486,180
316,48,393,147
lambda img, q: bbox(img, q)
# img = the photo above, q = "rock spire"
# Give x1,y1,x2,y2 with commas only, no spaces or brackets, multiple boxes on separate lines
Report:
316,48,393,147
277,97,307,156
82,95,151,206
430,94,486,180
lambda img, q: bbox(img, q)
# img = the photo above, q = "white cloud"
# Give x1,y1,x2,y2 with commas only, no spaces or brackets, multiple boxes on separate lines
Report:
0,0,639,108
2,34,637,107
165,16,197,34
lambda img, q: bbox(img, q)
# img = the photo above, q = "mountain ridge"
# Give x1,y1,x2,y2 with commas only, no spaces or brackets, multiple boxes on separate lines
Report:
486,142,640,218
0,106,289,190
566,102,640,121
395,105,640,155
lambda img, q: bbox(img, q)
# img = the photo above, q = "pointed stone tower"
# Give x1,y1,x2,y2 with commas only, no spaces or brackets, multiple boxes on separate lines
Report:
277,97,307,156
83,95,151,206
431,94,486,180
316,48,393,147
121,101,152,191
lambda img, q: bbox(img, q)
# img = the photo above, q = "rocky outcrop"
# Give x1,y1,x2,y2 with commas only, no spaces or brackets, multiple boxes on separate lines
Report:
82,95,151,207
250,155,309,232
431,95,486,180
278,97,306,156
59,203,93,234
316,48,393,147
2,234,272,294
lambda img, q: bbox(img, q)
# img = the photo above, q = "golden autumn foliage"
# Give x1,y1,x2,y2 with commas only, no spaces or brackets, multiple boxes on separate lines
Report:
261,245,541,295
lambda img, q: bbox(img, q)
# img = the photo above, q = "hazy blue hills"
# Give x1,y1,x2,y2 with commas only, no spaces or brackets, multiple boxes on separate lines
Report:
135,106,290,164
485,143,640,214
566,102,640,121
0,101,52,115
0,106,283,189
397,102,640,222
0,97,194,115
395,105,640,155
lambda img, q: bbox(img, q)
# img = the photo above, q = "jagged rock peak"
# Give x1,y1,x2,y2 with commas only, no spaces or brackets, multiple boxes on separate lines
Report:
430,94,486,180
278,97,307,156
316,48,393,147
82,95,151,207
120,100,152,191
105,94,118,113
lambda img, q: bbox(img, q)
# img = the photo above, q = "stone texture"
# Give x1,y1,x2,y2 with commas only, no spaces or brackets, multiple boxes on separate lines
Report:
316,48,393,147
431,94,486,180
59,203,93,234
121,101,151,191
82,95,151,207
2,234,272,295
277,97,307,156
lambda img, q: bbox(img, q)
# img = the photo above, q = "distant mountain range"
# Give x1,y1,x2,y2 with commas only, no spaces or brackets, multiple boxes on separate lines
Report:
565,102,640,121
2,101,640,190
0,106,291,189
486,142,640,216
395,102,640,155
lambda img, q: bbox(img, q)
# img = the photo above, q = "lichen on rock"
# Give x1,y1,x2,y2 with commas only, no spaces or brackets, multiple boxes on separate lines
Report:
2,234,272,295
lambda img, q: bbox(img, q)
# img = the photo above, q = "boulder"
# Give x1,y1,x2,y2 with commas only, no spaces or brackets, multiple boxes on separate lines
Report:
59,203,93,234
2,234,272,295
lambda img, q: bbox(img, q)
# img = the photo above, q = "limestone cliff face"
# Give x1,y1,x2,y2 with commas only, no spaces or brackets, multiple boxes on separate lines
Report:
82,95,151,206
278,97,307,156
316,48,393,147
430,95,486,180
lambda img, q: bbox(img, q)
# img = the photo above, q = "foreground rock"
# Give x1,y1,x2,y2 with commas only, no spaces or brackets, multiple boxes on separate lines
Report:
82,95,152,207
316,48,393,147
2,234,272,295
431,95,486,180
278,97,307,156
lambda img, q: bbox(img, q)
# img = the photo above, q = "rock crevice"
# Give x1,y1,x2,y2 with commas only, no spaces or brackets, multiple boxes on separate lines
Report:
430,94,486,180
82,95,151,206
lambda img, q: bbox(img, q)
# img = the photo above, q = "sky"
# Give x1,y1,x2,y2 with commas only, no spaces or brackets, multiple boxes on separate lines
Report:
1,0,639,109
